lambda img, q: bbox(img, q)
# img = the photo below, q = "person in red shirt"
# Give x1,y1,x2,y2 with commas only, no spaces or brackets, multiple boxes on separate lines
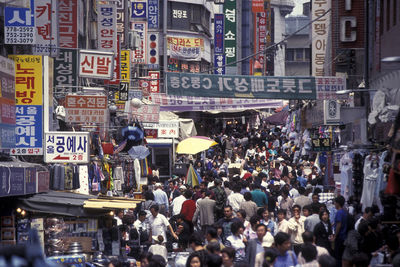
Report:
180,189,196,233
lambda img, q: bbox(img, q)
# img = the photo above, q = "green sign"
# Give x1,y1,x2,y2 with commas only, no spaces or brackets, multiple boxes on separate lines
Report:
167,72,317,100
224,0,236,66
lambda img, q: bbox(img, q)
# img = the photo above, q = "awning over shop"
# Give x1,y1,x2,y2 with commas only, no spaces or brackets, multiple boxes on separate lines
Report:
18,191,143,217
83,197,142,210
265,110,290,125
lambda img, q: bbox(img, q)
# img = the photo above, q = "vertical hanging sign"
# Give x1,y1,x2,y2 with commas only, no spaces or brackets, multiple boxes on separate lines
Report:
131,22,147,64
58,0,78,48
147,0,159,29
33,0,59,56
223,0,237,66
214,14,225,75
9,55,43,156
119,50,130,101
116,0,128,48
97,1,117,53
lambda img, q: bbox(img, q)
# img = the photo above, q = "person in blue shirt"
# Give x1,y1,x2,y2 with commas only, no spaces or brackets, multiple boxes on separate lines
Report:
251,184,268,208
273,232,297,267
296,170,308,188
333,195,348,267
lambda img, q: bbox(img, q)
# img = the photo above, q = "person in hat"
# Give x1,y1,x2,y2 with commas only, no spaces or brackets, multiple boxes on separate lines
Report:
171,185,187,216
148,235,167,262
254,231,275,267
153,183,169,216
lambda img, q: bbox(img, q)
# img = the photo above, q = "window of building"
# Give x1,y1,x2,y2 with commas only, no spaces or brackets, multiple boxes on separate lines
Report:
305,48,311,61
286,49,294,61
295,48,304,61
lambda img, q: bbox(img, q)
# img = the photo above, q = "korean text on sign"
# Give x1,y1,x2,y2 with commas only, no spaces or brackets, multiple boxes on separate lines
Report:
54,49,78,94
58,0,78,48
97,3,117,52
79,51,114,79
45,132,89,163
4,0,36,45
34,0,58,55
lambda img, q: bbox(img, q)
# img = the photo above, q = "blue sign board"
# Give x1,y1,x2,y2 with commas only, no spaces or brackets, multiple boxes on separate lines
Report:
214,14,224,54
214,54,226,75
129,89,143,100
4,7,34,27
14,105,43,155
132,1,147,19
4,0,35,44
0,167,25,197
148,0,159,29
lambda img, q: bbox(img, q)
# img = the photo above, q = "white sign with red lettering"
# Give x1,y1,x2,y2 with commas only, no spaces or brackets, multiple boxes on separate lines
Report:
143,121,179,138
132,104,160,123
33,0,58,55
131,22,147,64
44,132,90,163
97,2,117,53
65,95,108,123
79,50,114,79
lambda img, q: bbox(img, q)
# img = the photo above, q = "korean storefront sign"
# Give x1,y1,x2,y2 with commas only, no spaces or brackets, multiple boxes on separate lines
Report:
257,13,267,66
54,49,78,94
33,0,58,55
79,50,114,79
148,71,160,93
316,77,347,100
151,93,283,112
9,55,43,155
311,0,331,76
58,0,78,48
167,36,204,61
132,104,160,123
252,0,264,13
97,2,117,53
132,0,147,19
167,72,317,100
143,121,179,138
147,0,159,29
116,0,128,47
4,0,35,44
0,56,16,150
131,22,147,64
214,14,225,75
44,132,90,163
119,50,130,101
65,95,107,124
224,0,237,65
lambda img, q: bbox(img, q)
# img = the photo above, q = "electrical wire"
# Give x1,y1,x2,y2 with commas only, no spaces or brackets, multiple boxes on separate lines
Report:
203,8,332,73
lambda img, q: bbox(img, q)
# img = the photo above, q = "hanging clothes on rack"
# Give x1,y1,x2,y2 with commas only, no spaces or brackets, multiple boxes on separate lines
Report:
113,165,124,191
340,150,353,200
74,165,89,195
360,154,380,211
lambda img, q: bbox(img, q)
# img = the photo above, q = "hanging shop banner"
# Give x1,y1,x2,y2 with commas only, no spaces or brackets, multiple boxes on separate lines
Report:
167,36,204,61
33,0,58,55
131,22,147,64
143,121,179,138
214,54,226,75
0,56,16,150
4,0,35,44
120,50,130,82
0,167,25,197
58,0,78,48
223,0,237,65
79,50,114,79
132,0,147,19
104,35,121,85
257,12,266,66
214,14,224,54
167,72,317,100
132,104,160,123
147,0,159,29
119,83,129,101
64,95,107,124
44,132,90,163
54,49,78,94
311,0,331,76
252,0,264,13
151,93,283,112
316,77,347,100
116,0,128,47
148,71,160,93
97,2,117,53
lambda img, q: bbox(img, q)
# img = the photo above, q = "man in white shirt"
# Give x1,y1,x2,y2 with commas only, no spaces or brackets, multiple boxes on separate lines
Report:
114,209,124,226
171,185,187,216
148,204,178,243
276,209,290,234
153,183,169,215
228,185,245,212
354,207,372,231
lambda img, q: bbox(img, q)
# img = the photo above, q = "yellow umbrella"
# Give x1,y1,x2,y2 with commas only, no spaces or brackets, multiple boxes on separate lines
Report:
176,136,218,155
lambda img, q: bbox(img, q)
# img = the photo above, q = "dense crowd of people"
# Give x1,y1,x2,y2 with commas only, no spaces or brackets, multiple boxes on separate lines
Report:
114,125,400,267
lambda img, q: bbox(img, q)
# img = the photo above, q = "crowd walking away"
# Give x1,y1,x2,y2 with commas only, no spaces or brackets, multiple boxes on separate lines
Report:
113,125,399,267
